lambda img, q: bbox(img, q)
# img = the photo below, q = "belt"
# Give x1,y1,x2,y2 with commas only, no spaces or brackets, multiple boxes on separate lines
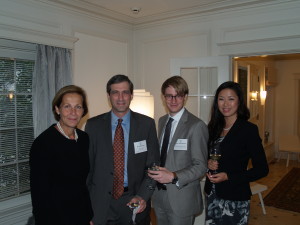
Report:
157,183,167,190
124,187,129,192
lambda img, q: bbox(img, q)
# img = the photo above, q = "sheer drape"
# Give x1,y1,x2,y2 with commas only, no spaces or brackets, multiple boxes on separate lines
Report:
32,44,72,137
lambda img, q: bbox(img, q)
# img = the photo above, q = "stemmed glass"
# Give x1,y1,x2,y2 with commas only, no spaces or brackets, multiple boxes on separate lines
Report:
209,144,221,174
146,162,159,190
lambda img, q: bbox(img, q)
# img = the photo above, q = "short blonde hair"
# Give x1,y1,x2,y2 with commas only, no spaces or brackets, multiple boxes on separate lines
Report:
161,76,189,96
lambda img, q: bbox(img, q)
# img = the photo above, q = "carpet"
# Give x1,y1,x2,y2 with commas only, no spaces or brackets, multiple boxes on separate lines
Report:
264,167,300,213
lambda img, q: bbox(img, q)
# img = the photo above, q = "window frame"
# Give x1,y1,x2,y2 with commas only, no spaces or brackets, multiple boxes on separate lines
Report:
0,38,36,224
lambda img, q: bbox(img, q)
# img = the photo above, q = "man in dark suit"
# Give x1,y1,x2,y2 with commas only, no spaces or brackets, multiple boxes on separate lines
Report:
85,74,160,225
148,76,208,225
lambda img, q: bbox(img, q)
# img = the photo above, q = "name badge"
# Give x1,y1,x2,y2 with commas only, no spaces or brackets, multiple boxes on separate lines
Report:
134,140,148,154
174,139,188,151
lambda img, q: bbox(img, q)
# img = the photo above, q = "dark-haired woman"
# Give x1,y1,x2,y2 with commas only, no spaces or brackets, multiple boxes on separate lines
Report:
30,85,93,225
204,81,269,225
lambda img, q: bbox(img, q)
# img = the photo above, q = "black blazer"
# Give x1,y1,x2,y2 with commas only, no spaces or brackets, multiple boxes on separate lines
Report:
204,118,269,201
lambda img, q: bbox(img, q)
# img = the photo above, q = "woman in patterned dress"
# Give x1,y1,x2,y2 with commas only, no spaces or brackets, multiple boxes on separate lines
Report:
204,81,269,225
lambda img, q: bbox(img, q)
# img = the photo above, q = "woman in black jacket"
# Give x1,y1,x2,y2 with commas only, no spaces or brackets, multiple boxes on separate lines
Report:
204,81,269,225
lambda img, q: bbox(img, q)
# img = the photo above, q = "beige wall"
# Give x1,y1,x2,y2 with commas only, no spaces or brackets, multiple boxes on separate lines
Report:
73,32,129,128
275,60,300,138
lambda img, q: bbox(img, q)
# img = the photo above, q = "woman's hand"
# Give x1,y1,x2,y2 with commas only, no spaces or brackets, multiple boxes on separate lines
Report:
207,159,219,170
207,172,228,183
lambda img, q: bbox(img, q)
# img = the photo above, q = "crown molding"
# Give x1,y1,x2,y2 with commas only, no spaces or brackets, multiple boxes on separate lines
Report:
34,0,297,27
133,0,274,25
218,35,300,56
35,0,135,25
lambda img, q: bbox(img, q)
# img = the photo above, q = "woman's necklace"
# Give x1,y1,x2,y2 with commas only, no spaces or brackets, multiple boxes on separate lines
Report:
223,125,232,131
57,121,78,141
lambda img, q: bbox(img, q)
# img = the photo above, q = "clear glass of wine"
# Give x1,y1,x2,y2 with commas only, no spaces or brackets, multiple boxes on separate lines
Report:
146,162,159,190
209,144,221,174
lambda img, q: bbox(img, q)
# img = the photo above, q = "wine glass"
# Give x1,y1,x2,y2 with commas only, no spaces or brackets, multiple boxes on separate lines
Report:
209,144,221,174
146,162,159,190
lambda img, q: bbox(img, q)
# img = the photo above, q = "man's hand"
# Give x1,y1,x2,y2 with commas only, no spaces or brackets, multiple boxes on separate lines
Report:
147,167,174,184
127,196,146,214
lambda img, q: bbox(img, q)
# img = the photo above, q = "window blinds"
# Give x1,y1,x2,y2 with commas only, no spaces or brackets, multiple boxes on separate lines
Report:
0,39,35,201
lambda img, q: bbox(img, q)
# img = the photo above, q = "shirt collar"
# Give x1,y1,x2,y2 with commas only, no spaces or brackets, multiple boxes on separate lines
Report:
111,110,131,124
169,107,185,122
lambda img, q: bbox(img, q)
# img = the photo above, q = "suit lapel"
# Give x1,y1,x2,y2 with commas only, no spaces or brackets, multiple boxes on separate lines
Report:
129,111,137,156
165,109,189,167
169,110,188,149
103,112,113,153
158,115,169,143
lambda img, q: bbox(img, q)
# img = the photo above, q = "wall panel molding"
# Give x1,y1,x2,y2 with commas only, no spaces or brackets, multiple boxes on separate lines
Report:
0,24,78,49
220,18,300,43
218,35,300,56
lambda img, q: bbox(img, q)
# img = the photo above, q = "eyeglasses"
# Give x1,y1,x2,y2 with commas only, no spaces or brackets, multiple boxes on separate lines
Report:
164,95,184,101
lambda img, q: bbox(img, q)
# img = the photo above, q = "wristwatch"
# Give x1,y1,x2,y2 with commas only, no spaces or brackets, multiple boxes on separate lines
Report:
172,172,178,184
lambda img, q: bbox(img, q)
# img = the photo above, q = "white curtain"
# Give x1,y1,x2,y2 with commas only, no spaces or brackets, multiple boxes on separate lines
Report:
32,44,72,137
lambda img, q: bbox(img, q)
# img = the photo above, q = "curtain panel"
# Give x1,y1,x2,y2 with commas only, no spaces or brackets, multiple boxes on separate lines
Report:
32,45,72,137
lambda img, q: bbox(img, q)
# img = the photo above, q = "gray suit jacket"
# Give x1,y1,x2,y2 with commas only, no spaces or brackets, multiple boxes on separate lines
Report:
85,110,160,224
152,109,208,217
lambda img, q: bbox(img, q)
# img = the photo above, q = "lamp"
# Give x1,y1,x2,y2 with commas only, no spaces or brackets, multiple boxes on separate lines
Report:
250,91,258,101
260,90,267,105
130,89,154,118
8,92,14,100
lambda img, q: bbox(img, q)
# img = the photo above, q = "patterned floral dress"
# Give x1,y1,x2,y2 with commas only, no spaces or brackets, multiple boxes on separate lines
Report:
205,137,250,225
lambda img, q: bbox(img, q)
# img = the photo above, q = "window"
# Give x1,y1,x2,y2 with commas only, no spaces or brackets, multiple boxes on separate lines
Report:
0,54,35,201
181,67,218,124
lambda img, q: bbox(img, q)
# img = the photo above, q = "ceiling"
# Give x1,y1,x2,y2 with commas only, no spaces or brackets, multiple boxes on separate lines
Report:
75,0,227,17
47,0,275,24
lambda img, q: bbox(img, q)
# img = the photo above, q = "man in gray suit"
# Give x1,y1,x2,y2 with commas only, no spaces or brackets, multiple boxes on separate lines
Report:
148,76,208,225
86,74,159,225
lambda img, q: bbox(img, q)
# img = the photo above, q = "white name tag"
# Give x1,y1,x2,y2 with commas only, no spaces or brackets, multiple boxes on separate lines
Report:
174,139,188,150
134,140,148,154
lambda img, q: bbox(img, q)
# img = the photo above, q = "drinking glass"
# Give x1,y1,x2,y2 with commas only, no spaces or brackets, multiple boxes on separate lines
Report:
209,145,221,174
146,162,159,190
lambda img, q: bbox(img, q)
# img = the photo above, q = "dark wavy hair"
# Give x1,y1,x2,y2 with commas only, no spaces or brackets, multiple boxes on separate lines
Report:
208,81,250,144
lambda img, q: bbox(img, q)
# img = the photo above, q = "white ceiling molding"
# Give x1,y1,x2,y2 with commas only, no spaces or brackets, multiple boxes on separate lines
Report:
35,0,287,26
218,35,300,56
0,24,79,49
36,0,135,25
